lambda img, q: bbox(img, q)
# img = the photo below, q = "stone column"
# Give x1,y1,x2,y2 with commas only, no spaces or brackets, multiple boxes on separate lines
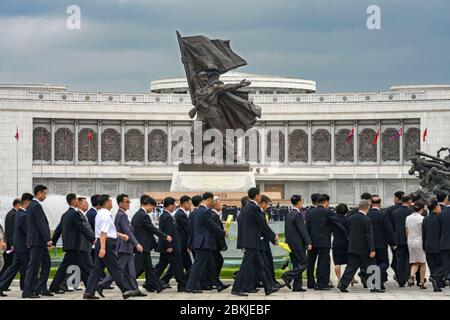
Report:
330,121,335,165
51,119,55,165
354,121,358,165
284,122,289,166
167,121,172,165
74,120,79,165
260,123,266,165
98,121,102,165
376,120,381,165
399,119,404,166
121,121,125,165
144,122,149,166
307,121,312,166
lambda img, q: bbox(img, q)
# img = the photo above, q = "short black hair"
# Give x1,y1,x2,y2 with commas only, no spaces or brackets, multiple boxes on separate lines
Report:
90,194,100,207
335,203,349,215
12,198,21,207
261,195,271,204
117,194,129,205
33,184,47,196
413,202,425,212
248,187,260,200
311,193,320,205
180,195,191,205
394,191,405,200
436,192,448,203
240,196,249,207
97,194,111,207
66,193,77,205
428,200,439,212
371,194,381,204
21,193,33,202
401,194,412,203
291,194,302,206
191,195,202,207
78,197,87,203
318,194,330,204
140,194,156,206
163,197,176,208
360,192,372,200
411,192,421,203
202,192,214,201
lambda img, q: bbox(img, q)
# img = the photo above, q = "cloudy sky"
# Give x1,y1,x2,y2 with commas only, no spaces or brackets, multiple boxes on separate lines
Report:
0,0,449,93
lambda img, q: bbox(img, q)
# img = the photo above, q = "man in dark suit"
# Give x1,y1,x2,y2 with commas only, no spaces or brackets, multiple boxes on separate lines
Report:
76,197,95,289
306,194,346,290
22,185,53,299
282,195,312,292
132,195,171,293
423,200,445,291
154,197,187,291
385,190,405,277
304,193,320,223
232,188,279,296
347,193,372,217
98,194,146,297
367,195,396,289
161,195,192,284
0,199,20,278
0,194,33,296
338,200,381,293
187,195,202,255
437,192,449,212
438,203,450,288
185,192,228,293
392,194,413,287
49,193,95,294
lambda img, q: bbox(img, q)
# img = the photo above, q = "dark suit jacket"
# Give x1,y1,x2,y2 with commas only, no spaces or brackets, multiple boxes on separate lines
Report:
438,208,450,250
367,208,396,249
190,205,225,251
258,208,271,252
4,209,17,249
392,205,413,246
78,210,94,253
187,207,197,249
211,210,227,251
422,212,441,253
306,205,346,249
13,208,28,254
156,210,180,253
174,208,190,251
347,211,375,255
385,203,402,230
132,208,167,253
52,207,95,252
26,199,51,247
285,208,311,250
86,207,97,233
236,201,276,250
114,209,139,254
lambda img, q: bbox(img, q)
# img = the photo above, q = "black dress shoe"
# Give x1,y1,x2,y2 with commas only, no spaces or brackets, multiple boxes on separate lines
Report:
281,275,292,289
185,289,203,293
292,288,307,292
337,283,348,293
162,283,172,290
429,277,441,292
265,287,280,296
201,286,214,291
97,284,105,298
83,293,99,300
105,285,115,290
51,290,66,294
217,284,230,292
0,291,7,297
134,290,147,297
231,291,248,296
123,291,134,299
22,294,40,299
246,288,259,293
41,291,54,297
370,288,386,293
315,286,331,291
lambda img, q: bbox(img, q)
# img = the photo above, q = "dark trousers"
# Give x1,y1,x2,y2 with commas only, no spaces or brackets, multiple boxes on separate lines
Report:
49,250,83,292
78,250,93,286
340,253,373,288
0,251,28,291
426,252,444,287
440,250,450,282
232,248,272,293
375,248,389,284
22,246,51,297
161,250,192,284
307,247,330,288
283,249,307,290
134,251,162,291
0,252,13,277
100,252,138,291
395,245,410,285
85,239,130,296
154,252,186,290
390,247,397,277
186,249,221,290
262,249,277,285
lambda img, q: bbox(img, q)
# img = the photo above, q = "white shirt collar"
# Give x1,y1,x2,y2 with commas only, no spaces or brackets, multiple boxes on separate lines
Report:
250,199,258,205
292,207,301,212
179,207,188,215
372,207,381,211
359,210,367,215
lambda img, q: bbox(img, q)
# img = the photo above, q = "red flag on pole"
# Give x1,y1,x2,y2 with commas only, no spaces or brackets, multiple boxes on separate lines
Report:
373,129,380,145
346,127,355,144
423,128,428,142
391,127,403,141
87,130,93,142
14,126,20,141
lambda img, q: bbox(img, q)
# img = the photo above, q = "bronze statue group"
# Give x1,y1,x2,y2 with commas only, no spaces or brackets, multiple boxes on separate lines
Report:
0,184,449,299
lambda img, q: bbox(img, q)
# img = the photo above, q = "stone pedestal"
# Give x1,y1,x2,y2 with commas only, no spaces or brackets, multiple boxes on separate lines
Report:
170,164,255,192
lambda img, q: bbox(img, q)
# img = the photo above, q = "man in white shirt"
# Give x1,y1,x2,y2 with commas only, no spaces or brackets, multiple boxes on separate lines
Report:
83,194,136,299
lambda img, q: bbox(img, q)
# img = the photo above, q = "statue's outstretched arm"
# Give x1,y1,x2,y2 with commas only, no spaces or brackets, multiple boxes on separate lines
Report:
215,79,251,94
